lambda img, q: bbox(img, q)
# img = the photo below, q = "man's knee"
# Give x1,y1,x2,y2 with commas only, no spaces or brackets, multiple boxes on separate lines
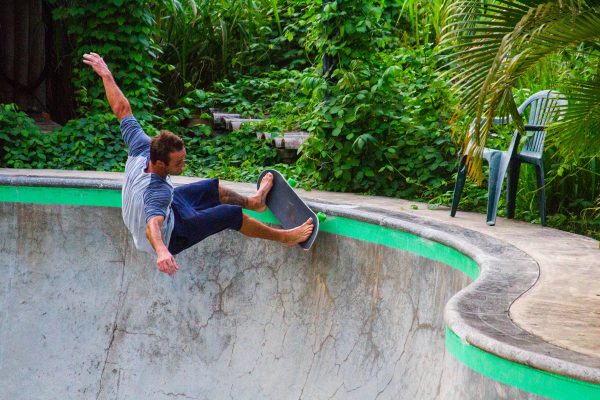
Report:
216,204,244,231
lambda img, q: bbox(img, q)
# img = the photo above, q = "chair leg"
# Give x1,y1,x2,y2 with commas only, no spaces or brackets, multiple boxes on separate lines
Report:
486,152,506,226
450,155,468,217
535,161,546,226
506,160,521,219
487,153,502,225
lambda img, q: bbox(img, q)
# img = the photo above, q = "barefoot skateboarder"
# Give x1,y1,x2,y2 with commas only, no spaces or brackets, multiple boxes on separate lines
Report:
83,52,313,277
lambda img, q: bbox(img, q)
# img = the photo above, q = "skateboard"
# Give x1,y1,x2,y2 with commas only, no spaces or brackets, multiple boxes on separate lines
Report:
257,169,319,250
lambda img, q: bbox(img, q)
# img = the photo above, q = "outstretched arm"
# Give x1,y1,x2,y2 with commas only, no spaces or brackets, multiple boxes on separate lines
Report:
82,52,132,120
146,216,179,276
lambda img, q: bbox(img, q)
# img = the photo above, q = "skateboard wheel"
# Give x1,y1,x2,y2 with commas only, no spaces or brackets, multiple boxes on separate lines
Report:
317,212,326,222
287,178,298,188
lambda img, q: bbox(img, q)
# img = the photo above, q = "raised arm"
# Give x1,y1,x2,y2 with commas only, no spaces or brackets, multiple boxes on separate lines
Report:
82,52,132,120
146,216,179,276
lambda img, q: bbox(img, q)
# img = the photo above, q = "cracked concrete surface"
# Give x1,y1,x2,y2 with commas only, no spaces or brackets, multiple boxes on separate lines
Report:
0,203,538,399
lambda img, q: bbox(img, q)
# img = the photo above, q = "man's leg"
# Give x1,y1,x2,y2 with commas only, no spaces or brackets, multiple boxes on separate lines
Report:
219,174,312,246
218,172,273,212
169,174,311,253
239,213,314,247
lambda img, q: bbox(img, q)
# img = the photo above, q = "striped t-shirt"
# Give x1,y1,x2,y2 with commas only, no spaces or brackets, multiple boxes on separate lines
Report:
120,115,175,254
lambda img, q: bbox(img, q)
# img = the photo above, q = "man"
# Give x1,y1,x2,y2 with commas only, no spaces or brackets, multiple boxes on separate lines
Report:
83,52,313,277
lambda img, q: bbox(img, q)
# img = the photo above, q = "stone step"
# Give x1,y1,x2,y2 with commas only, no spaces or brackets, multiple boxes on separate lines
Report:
272,136,309,150
256,132,272,140
224,118,263,131
211,109,309,150
212,112,242,125
255,131,310,149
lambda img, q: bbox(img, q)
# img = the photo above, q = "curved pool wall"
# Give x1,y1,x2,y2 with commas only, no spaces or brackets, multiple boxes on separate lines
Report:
1,173,600,399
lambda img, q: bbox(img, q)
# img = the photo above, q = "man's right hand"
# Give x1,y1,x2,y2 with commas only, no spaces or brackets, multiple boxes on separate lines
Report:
83,51,131,120
82,52,112,79
157,250,179,277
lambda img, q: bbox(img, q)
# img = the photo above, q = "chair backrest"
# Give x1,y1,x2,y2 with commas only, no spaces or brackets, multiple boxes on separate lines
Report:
462,90,567,157
518,90,567,155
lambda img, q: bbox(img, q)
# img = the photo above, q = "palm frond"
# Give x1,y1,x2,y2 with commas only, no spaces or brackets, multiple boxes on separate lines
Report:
440,0,600,182
547,78,600,159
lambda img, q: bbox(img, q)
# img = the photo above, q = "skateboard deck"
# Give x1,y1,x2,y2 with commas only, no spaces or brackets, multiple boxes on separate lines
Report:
257,169,319,250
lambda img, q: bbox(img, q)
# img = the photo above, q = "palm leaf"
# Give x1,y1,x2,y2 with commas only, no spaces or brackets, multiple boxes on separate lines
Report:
547,78,600,159
440,0,600,182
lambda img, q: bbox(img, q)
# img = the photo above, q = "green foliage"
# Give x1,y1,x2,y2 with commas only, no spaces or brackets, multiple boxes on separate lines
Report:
200,68,319,119
181,124,286,182
396,0,445,46
0,104,43,166
151,0,311,105
298,47,456,197
49,0,160,115
302,0,402,70
3,110,129,171
45,114,129,171
4,0,599,239
439,0,600,182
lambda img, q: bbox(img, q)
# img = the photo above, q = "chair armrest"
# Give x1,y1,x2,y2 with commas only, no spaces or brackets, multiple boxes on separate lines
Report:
523,124,545,131
492,116,512,125
471,116,512,127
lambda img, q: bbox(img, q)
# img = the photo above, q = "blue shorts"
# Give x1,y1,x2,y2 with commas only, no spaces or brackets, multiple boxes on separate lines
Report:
168,178,244,255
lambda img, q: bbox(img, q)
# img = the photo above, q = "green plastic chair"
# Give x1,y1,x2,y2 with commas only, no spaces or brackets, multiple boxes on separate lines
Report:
450,118,519,226
450,90,566,226
506,90,567,226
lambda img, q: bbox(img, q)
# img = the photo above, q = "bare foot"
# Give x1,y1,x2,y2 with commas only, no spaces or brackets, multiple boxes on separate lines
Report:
250,172,273,212
283,218,314,247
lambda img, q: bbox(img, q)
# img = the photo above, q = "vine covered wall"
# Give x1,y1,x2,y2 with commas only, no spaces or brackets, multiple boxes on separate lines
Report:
48,0,160,118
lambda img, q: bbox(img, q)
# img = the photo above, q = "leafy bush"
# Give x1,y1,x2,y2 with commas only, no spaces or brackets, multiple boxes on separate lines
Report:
182,124,284,182
3,111,129,171
49,0,160,115
0,102,279,180
151,0,311,105
298,47,458,198
196,68,319,119
0,104,44,167
47,114,130,171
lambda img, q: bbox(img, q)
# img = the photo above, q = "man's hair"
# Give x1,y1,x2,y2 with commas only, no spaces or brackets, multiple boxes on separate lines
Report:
150,130,184,164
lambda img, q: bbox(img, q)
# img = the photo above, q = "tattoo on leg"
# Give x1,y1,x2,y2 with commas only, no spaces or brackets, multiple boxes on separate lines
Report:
219,186,248,207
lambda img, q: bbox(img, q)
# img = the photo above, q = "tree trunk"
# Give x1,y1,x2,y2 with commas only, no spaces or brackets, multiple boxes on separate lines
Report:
14,0,31,108
29,0,46,112
0,1,16,103
44,0,75,124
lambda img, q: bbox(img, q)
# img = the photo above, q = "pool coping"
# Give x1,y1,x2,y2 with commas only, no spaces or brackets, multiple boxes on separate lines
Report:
2,168,600,398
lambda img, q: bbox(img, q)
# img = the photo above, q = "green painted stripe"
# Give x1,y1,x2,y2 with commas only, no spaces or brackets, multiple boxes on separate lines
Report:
3,184,598,398
244,208,280,225
0,185,122,208
246,211,478,279
318,214,479,280
446,328,600,399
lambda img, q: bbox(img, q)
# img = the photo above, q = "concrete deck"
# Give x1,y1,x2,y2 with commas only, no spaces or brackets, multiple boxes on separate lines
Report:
1,168,600,397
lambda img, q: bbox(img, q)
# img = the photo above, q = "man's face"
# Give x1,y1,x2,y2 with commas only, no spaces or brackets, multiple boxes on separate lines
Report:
166,148,186,176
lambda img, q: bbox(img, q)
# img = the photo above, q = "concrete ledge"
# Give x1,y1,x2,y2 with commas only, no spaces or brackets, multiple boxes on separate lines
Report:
2,168,600,396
